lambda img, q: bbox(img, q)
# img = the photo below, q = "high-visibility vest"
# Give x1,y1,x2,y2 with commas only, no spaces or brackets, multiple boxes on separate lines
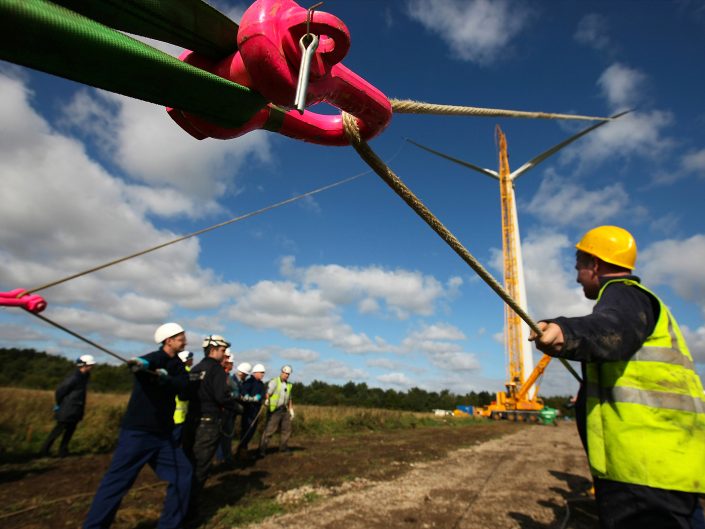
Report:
173,366,190,425
586,279,705,492
269,376,292,412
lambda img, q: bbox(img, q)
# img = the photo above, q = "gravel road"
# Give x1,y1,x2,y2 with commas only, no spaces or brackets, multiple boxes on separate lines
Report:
250,422,593,529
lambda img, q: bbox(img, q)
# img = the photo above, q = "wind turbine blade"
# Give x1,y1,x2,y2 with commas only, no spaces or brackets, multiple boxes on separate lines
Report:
510,110,631,181
406,138,499,180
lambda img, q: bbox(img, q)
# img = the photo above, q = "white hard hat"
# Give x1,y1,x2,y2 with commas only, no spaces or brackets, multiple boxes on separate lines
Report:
223,348,233,363
237,362,252,375
281,365,293,374
154,322,185,344
202,334,230,349
177,350,193,363
251,363,266,373
77,354,96,366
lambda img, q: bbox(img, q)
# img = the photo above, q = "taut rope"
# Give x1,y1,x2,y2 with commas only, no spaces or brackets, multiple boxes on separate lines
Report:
341,112,581,383
391,99,611,122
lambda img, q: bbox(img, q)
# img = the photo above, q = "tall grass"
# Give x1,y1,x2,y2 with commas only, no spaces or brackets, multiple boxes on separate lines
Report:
0,387,126,456
0,387,481,456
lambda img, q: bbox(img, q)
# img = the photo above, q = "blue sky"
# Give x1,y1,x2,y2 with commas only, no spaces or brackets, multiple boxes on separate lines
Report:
2,0,705,396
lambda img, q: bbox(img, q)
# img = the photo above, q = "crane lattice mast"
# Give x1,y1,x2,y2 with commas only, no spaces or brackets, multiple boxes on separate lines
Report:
497,127,535,398
407,112,626,405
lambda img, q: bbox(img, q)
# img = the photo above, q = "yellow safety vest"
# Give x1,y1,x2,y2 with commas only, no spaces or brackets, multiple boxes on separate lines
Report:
269,376,292,412
586,279,705,492
173,366,190,425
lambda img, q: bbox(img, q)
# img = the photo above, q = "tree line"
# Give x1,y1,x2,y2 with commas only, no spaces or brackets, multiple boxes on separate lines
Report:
0,348,572,413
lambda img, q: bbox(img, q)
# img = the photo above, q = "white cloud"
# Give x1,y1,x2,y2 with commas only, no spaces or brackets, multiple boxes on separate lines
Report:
561,109,674,168
366,358,398,370
282,257,458,319
377,372,414,388
520,230,594,319
556,64,672,170
574,14,613,52
598,63,648,110
278,347,320,363
524,171,632,228
682,148,705,176
640,235,705,308
315,360,368,382
406,0,532,64
0,322,49,341
226,280,392,354
400,323,480,373
60,88,272,206
408,323,466,341
431,352,481,372
681,325,705,364
0,73,246,349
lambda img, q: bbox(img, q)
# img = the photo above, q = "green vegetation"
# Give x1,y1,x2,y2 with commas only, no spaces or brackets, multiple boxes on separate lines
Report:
0,387,125,457
0,348,573,415
293,380,496,412
0,348,132,393
0,387,483,458
212,498,284,527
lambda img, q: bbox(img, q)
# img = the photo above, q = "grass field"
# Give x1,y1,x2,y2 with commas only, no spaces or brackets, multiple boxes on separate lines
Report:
0,387,480,457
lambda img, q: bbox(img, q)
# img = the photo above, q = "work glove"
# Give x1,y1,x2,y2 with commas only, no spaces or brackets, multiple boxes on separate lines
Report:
127,357,149,373
153,368,169,384
53,404,60,413
289,409,295,420
254,394,262,402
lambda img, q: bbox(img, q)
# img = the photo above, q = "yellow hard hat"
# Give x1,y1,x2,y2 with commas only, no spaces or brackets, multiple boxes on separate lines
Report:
575,226,637,270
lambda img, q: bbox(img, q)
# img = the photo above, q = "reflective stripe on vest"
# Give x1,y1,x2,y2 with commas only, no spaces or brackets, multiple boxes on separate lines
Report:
586,279,705,493
173,366,190,425
269,376,292,412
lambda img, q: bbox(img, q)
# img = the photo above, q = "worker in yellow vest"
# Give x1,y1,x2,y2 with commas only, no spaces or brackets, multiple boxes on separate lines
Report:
172,350,193,443
530,226,705,529
258,365,294,457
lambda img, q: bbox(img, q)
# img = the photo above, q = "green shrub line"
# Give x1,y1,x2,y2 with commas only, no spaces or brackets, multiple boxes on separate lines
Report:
0,387,484,457
0,348,574,416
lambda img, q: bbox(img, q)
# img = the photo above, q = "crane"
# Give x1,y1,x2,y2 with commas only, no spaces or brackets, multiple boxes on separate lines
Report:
408,112,627,420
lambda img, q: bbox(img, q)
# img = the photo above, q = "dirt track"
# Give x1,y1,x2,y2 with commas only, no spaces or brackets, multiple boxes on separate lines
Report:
0,421,595,528
250,422,593,529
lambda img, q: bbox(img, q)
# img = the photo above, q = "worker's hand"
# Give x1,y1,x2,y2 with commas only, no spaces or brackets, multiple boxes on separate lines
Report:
53,404,60,413
254,394,262,402
127,357,149,373
289,409,295,420
155,368,169,379
528,322,564,355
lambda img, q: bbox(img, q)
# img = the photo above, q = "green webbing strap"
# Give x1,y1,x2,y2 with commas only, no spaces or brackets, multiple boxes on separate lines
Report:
0,0,266,129
52,0,239,58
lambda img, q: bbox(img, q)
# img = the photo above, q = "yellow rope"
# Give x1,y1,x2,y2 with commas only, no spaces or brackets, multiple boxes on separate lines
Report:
341,112,581,383
390,98,611,122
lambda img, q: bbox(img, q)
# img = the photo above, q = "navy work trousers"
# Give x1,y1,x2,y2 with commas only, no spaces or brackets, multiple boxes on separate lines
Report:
83,428,192,529
595,478,699,529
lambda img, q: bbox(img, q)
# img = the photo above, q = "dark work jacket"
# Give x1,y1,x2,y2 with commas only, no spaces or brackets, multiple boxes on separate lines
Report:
241,377,266,417
186,356,237,421
545,275,658,449
121,348,189,435
55,369,90,423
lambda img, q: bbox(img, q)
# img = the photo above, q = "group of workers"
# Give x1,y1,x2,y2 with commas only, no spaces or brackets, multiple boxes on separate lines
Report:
68,325,295,528
40,225,704,529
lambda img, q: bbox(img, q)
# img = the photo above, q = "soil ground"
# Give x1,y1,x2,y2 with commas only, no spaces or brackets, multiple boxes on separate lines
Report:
0,420,597,529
